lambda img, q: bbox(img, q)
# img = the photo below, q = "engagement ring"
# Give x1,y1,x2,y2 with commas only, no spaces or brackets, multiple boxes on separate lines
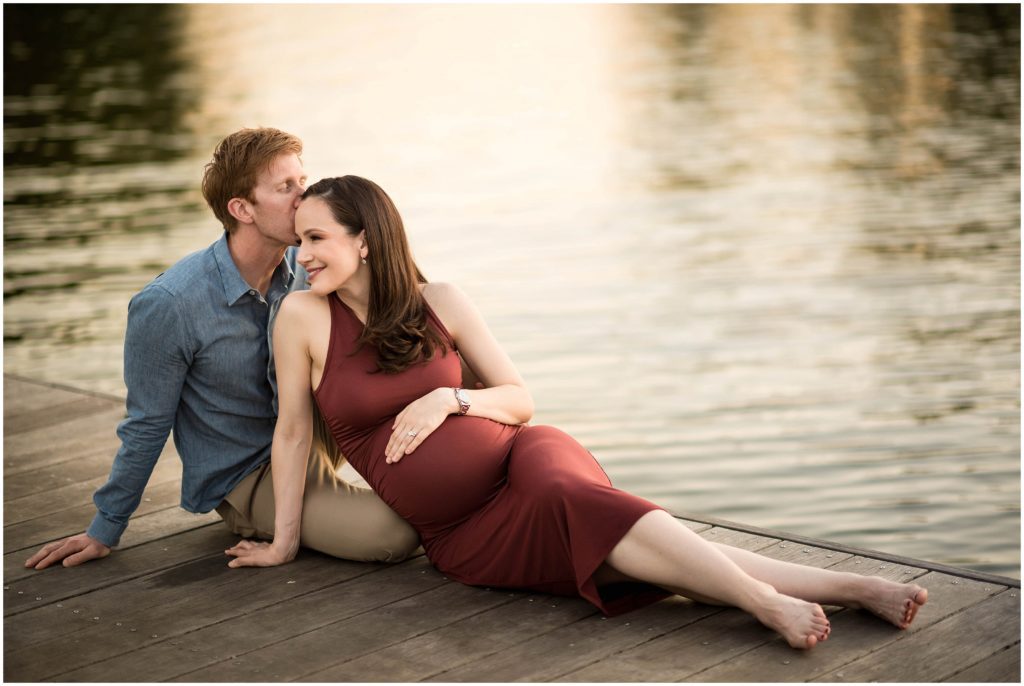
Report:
407,430,418,437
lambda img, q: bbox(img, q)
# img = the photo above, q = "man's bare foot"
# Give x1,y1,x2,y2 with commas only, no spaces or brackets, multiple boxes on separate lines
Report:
755,592,831,649
852,576,928,629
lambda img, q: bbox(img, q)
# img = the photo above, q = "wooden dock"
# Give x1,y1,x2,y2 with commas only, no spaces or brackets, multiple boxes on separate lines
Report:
3,374,1020,682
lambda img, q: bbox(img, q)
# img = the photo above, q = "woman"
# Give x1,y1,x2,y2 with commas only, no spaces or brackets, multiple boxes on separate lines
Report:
225,176,927,650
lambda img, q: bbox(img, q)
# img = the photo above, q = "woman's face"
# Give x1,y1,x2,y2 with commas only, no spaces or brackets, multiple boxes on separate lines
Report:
295,196,366,295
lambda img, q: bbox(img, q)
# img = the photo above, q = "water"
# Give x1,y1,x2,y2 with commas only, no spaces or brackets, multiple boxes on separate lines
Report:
4,4,1019,577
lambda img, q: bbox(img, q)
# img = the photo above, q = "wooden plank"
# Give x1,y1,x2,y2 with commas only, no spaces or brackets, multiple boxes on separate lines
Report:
698,526,778,551
170,577,525,682
564,602,772,683
4,507,220,585
678,518,713,534
559,544,852,682
818,589,1021,682
943,643,1021,683
424,594,719,682
4,376,93,416
3,478,186,553
6,448,127,502
746,539,854,567
411,528,770,683
3,451,181,525
4,548,391,681
692,567,1004,683
52,556,442,682
3,374,123,405
304,591,599,682
3,436,180,503
108,506,221,551
3,407,125,474
4,395,123,435
4,524,235,616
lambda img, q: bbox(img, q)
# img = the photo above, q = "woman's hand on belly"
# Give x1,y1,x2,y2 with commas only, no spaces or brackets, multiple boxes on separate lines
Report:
386,387,459,463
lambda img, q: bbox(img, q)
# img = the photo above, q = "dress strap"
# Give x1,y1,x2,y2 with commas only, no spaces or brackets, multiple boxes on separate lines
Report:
423,300,457,351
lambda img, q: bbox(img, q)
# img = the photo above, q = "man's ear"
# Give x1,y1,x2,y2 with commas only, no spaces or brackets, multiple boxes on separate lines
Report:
227,197,255,225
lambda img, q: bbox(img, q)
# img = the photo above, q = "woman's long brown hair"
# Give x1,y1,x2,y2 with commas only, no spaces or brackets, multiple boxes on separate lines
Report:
301,175,446,373
303,175,448,372
302,176,447,479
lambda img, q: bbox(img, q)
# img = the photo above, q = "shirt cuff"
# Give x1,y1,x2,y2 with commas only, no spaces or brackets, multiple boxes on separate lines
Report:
86,512,126,548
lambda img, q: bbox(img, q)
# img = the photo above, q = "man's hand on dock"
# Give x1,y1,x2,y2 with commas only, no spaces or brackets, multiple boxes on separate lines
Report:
24,533,111,570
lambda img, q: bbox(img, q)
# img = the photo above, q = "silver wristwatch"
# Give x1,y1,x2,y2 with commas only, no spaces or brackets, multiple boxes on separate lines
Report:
453,387,471,415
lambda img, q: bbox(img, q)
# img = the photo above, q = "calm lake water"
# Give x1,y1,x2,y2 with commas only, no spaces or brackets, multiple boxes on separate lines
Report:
4,4,1020,577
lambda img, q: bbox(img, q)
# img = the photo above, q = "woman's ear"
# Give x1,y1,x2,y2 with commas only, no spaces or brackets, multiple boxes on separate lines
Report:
228,197,254,225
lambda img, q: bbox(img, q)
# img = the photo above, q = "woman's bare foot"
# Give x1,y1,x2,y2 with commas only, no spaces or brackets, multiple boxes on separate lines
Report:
850,576,929,629
754,592,831,649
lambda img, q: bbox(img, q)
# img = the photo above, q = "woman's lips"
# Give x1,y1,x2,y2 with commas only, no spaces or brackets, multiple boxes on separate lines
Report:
306,267,324,281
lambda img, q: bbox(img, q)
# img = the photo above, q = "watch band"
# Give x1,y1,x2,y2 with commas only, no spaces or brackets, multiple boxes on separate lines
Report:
453,387,470,415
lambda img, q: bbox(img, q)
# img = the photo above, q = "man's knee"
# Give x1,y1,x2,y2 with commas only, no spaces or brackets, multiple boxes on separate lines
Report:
358,510,421,562
301,482,421,562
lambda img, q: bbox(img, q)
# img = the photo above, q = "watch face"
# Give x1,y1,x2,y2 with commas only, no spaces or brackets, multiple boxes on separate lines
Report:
456,389,470,406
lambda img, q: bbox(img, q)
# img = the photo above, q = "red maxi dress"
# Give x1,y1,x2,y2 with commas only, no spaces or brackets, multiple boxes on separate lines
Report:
314,293,669,615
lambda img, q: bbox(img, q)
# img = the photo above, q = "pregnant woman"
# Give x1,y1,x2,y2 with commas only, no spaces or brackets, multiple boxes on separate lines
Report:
225,175,927,650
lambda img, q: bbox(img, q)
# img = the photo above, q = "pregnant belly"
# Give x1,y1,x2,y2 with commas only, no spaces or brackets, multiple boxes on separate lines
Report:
356,416,522,535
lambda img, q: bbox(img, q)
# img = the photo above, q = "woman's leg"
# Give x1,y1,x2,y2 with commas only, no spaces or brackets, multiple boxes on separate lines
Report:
709,541,928,629
598,511,927,641
601,510,830,649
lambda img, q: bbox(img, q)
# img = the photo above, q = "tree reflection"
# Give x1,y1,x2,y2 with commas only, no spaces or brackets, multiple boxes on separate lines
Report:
4,4,198,169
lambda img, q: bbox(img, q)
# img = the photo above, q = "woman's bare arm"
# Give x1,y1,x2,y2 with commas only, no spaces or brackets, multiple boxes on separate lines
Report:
425,282,534,425
226,293,315,566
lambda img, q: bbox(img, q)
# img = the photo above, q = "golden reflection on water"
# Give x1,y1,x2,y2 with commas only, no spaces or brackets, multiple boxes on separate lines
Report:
4,4,1019,576
181,4,627,205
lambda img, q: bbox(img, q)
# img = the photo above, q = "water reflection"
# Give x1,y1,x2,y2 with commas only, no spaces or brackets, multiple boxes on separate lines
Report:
4,4,206,387
5,4,195,169
3,4,1019,577
4,4,203,259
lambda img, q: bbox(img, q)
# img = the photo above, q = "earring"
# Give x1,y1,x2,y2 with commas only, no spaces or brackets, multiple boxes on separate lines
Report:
361,257,367,265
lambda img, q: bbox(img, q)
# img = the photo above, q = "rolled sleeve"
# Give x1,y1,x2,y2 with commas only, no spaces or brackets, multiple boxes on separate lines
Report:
89,285,193,547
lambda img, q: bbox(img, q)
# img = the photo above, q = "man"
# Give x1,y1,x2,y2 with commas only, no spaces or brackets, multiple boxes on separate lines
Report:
25,128,421,569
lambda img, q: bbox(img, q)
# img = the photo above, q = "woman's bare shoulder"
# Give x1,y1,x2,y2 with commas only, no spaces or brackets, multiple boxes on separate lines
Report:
421,282,481,338
421,281,468,307
279,289,330,321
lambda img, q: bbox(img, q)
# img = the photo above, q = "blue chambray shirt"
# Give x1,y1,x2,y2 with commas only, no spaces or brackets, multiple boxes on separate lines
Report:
88,233,308,547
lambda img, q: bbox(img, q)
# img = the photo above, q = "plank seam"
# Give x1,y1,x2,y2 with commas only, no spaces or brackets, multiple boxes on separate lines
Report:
4,526,230,618
3,471,183,527
287,582,518,681
547,606,731,682
42,561,412,682
813,588,1017,681
940,642,1022,683
4,372,126,403
299,593,530,682
3,521,224,587
3,501,195,556
164,569,453,682
537,527,781,681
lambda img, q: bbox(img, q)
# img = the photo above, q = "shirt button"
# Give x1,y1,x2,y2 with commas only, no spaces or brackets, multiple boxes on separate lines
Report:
249,290,257,296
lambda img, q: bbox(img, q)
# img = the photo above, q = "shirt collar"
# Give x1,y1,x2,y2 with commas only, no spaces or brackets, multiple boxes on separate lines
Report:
213,233,296,306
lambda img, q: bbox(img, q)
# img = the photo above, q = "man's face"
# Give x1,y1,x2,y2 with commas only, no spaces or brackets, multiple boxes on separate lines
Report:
247,153,307,247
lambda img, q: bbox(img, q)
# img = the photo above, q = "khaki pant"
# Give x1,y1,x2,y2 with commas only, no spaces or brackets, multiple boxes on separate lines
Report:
216,461,421,563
